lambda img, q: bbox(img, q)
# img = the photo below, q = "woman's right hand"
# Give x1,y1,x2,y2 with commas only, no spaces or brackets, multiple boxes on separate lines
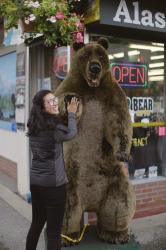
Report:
67,97,79,114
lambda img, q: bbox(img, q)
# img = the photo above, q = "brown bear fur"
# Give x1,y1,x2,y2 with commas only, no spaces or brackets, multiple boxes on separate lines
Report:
55,38,136,244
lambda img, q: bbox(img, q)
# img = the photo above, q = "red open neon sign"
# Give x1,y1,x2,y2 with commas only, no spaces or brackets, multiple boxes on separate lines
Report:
111,62,148,87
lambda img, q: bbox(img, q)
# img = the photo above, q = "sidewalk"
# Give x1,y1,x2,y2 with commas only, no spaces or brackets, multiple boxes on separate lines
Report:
0,175,166,250
131,212,166,250
0,170,45,250
0,183,45,250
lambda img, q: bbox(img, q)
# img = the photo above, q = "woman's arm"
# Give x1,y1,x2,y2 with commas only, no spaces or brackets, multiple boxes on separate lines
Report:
54,97,79,142
54,112,77,141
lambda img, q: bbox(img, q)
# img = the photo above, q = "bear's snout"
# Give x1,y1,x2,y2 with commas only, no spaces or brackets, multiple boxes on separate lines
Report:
89,62,101,74
86,61,102,88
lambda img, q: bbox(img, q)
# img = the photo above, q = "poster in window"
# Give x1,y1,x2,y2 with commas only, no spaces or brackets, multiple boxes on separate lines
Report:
16,52,25,76
0,52,16,131
15,52,26,126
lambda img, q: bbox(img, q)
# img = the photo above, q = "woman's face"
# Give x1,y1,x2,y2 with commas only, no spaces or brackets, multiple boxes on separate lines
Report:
43,93,59,115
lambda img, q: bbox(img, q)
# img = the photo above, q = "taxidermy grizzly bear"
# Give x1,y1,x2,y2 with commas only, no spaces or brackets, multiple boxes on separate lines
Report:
55,38,136,244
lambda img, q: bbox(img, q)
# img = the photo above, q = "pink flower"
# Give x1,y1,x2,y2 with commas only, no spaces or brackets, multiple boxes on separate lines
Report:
75,32,84,43
76,21,81,28
55,12,64,20
76,21,84,31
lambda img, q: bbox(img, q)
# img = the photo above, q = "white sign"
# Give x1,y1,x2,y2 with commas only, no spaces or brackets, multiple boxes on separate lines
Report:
127,97,153,112
113,0,165,29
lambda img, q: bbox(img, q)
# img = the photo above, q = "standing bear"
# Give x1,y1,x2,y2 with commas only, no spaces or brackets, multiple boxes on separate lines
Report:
55,38,136,244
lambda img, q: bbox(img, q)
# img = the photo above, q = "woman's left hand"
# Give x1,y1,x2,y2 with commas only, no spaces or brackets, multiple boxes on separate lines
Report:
67,97,79,114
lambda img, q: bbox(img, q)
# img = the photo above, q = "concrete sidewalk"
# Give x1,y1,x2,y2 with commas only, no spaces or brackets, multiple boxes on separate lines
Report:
131,212,166,249
0,183,45,250
0,181,166,250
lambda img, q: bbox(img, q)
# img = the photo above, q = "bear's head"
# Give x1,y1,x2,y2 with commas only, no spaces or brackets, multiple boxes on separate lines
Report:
72,38,110,88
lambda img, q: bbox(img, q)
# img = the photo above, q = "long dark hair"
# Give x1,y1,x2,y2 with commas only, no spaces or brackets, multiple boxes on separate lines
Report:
27,90,60,136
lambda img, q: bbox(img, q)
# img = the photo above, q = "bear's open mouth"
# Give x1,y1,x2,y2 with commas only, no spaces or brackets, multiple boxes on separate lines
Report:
87,77,99,87
87,72,101,87
86,62,102,87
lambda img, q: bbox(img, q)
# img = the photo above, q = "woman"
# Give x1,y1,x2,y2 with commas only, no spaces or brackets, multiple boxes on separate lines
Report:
26,89,79,250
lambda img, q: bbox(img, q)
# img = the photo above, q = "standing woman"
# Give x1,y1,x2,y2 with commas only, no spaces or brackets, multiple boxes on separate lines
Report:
26,90,79,250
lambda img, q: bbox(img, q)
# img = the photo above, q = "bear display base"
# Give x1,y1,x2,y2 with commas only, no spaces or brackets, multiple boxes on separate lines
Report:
61,225,140,250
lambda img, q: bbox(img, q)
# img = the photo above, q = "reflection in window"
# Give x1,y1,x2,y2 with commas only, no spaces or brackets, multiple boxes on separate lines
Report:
109,39,165,179
92,36,165,179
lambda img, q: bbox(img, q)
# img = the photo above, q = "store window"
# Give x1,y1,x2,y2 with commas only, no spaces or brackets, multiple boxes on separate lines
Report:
92,36,166,179
30,37,166,179
29,43,70,103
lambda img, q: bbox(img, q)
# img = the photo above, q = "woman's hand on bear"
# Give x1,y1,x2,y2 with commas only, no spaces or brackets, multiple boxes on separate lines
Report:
56,93,82,123
67,97,79,114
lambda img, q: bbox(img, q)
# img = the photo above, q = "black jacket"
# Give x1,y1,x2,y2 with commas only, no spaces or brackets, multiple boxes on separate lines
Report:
29,112,77,187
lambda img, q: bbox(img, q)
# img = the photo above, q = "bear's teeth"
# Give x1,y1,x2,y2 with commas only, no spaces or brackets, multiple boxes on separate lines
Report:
92,79,97,83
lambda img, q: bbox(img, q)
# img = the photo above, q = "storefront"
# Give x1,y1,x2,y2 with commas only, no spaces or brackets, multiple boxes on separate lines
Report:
0,28,30,196
0,27,71,196
5,0,165,216
85,0,166,218
1,0,166,217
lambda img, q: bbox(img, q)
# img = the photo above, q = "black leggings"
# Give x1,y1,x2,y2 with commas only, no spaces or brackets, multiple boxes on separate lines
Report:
26,184,66,250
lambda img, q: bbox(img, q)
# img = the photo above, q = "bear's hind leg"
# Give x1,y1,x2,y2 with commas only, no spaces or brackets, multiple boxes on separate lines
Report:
97,183,136,244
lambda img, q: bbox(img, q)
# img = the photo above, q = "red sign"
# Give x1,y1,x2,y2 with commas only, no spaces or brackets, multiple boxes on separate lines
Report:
52,47,68,80
111,62,148,87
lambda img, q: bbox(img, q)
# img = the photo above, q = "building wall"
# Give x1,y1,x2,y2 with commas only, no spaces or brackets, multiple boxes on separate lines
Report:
0,129,30,196
0,42,30,196
0,155,17,180
0,129,18,162
134,179,166,218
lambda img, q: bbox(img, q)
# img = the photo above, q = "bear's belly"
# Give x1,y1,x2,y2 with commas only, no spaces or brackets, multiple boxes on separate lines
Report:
64,100,108,209
75,99,104,162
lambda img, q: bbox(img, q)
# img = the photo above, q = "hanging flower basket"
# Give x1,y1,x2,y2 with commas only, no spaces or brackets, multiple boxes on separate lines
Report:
0,0,85,47
19,19,36,33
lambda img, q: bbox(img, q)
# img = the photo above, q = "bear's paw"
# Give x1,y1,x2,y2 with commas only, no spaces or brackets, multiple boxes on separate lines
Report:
98,229,130,244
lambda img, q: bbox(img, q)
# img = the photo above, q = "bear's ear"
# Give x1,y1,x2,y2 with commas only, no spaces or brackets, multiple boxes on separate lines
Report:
97,37,109,50
72,42,85,51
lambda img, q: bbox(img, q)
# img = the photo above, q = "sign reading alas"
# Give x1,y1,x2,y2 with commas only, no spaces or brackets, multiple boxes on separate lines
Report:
100,0,166,33
113,0,165,30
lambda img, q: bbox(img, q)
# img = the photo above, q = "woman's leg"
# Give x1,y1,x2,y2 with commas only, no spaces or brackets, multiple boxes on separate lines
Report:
26,188,47,250
46,185,66,250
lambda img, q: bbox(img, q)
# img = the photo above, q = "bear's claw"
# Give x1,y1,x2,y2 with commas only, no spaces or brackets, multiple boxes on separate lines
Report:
98,229,130,244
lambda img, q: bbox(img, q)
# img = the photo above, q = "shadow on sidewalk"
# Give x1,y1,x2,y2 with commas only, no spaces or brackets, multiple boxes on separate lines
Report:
0,241,9,250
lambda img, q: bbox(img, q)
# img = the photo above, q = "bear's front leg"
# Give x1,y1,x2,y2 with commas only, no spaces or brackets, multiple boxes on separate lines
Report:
102,70,133,162
104,103,133,163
